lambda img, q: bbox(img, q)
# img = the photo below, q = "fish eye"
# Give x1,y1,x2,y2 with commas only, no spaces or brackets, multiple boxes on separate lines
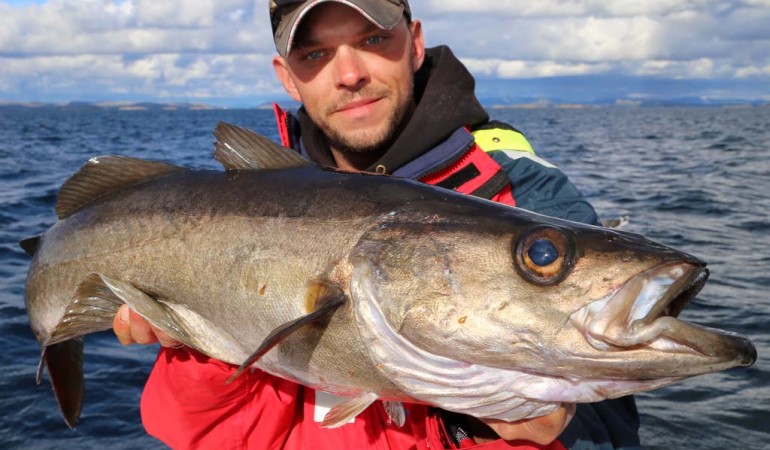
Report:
528,239,558,267
513,226,575,286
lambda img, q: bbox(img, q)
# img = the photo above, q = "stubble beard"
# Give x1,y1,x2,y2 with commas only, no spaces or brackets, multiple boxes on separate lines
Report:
315,80,413,155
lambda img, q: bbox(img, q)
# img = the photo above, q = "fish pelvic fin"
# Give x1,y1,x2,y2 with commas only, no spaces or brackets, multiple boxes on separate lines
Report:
322,392,379,428
39,339,84,429
19,235,41,257
383,401,406,427
45,273,128,347
56,155,185,219
214,122,312,171
227,280,346,383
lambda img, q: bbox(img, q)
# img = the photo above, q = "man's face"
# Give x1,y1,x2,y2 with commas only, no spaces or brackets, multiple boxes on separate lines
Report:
273,2,424,154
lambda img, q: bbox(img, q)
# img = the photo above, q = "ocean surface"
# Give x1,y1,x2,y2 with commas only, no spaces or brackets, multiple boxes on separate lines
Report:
1,106,768,449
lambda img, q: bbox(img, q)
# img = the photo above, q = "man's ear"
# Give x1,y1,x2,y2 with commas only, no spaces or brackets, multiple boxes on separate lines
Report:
273,56,302,102
409,19,426,72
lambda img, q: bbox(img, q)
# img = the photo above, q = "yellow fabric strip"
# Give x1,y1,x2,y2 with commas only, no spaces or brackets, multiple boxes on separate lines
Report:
472,128,535,154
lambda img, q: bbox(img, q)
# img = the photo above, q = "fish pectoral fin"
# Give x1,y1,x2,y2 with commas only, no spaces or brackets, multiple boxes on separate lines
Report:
46,273,191,348
56,155,185,219
322,392,379,428
214,122,312,171
383,401,406,427
227,281,346,383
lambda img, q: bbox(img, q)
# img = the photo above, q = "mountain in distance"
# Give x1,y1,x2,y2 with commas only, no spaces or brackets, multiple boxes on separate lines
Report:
472,75,770,108
476,95,769,109
0,101,222,111
0,97,767,111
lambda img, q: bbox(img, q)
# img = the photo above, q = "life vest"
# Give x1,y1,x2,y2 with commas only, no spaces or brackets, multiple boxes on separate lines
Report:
273,103,535,209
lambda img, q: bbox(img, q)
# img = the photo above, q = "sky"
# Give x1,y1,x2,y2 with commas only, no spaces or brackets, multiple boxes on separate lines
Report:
1,0,769,107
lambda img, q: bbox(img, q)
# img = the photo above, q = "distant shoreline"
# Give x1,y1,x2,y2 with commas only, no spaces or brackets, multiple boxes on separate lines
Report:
1,100,768,111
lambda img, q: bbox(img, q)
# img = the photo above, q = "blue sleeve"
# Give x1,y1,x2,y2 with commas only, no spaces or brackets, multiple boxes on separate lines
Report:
490,150,641,450
489,150,601,226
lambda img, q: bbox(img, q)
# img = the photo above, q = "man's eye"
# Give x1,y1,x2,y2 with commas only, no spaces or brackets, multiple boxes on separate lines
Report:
364,35,385,46
305,50,325,61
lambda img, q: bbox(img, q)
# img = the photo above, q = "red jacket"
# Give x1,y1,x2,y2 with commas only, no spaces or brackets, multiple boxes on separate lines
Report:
141,347,565,450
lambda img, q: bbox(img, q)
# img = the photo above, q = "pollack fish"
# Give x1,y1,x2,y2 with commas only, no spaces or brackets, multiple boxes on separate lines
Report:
21,123,756,429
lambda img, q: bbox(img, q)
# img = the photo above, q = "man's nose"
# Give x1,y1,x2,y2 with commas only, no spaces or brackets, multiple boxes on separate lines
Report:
334,46,368,89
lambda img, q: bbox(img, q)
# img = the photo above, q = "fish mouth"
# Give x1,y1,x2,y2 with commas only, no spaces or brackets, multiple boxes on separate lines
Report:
570,262,756,370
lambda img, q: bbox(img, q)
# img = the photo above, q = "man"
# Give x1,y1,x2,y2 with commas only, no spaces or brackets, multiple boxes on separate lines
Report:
114,1,640,448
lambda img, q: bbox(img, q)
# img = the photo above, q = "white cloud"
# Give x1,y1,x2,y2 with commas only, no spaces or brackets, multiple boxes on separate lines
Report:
462,58,612,78
0,52,282,101
0,0,768,103
632,58,718,78
735,64,770,78
421,0,710,18
0,0,273,55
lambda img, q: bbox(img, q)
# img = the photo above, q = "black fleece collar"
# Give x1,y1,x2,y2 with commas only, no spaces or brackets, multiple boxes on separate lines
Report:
298,45,488,172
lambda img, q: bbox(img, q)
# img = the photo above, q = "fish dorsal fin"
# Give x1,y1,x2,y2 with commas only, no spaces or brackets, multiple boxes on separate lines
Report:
19,235,41,256
227,280,346,383
214,121,312,171
56,155,185,219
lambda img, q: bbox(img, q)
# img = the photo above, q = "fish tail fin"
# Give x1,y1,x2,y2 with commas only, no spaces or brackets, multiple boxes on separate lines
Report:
38,339,85,429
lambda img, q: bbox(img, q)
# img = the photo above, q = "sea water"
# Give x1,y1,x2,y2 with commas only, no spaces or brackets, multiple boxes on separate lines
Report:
1,106,767,449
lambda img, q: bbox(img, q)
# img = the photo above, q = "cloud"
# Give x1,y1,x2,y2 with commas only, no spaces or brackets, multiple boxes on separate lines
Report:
0,53,281,103
420,0,710,18
418,0,770,82
0,0,768,104
0,0,282,104
0,0,273,55
462,58,613,78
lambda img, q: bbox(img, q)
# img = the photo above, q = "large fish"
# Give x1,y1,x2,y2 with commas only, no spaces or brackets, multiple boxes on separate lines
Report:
22,123,756,429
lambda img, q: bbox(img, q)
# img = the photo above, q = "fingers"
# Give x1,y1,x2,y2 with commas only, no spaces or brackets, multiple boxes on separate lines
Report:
153,324,181,348
113,304,158,345
113,305,181,347
480,403,576,445
114,304,138,345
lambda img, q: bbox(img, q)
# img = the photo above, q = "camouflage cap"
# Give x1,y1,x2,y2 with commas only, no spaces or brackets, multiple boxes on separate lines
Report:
270,0,411,57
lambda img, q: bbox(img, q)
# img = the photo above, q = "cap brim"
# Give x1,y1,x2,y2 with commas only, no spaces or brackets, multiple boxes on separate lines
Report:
275,0,405,56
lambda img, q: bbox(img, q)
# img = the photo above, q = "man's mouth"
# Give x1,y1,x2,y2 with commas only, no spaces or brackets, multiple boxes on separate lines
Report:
332,97,386,118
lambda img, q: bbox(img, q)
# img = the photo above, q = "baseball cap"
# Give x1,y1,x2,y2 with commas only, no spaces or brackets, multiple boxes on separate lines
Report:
270,0,411,57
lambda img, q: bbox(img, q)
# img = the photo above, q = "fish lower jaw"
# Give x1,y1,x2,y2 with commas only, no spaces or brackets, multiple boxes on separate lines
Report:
571,302,756,375
579,316,707,357
569,263,705,353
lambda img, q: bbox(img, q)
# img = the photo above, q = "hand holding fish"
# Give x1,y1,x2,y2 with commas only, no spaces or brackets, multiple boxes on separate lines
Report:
113,304,180,347
479,404,576,444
